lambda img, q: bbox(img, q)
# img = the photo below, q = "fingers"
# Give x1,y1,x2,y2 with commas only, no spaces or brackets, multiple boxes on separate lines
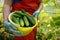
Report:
4,21,10,29
4,20,23,36
32,12,36,16
13,31,23,36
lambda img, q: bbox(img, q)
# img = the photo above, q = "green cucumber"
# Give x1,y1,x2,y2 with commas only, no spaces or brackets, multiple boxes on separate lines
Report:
16,17,20,24
14,11,26,16
21,10,36,25
14,10,36,26
23,16,29,27
13,13,21,17
27,15,36,25
19,18,24,27
21,10,28,15
12,17,19,24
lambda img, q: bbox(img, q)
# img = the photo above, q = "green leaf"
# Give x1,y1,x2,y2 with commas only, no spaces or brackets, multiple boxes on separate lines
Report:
43,0,50,4
47,33,52,39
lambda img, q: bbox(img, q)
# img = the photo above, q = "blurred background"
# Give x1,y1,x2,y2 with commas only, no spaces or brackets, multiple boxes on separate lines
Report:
0,0,60,40
0,0,4,4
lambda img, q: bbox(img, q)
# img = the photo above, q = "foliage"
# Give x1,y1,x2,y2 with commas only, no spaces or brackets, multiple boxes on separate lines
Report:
37,0,60,40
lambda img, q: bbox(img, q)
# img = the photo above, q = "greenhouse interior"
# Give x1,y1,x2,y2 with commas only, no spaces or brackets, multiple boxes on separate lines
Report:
0,0,60,40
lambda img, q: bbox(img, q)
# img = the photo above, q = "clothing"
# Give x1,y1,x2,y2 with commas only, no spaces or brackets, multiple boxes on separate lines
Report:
12,0,41,40
14,27,37,40
12,0,41,14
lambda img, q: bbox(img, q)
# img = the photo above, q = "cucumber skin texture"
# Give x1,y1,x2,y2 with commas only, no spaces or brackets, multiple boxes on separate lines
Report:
13,14,21,18
19,18,24,27
14,11,26,16
14,10,36,25
12,17,19,24
27,15,36,25
23,16,29,27
16,17,20,24
21,10,27,15
21,10,36,25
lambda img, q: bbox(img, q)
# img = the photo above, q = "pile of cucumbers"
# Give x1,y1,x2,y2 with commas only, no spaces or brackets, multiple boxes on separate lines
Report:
12,10,36,27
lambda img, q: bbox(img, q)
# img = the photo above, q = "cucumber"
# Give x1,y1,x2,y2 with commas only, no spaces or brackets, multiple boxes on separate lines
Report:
23,16,29,27
12,17,19,24
26,15,36,25
19,18,24,27
14,11,26,16
14,10,36,26
21,10,36,25
16,17,20,24
21,10,28,15
13,13,21,17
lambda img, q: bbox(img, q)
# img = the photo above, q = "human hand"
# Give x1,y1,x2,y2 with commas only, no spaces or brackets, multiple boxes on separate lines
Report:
32,10,40,19
4,20,23,36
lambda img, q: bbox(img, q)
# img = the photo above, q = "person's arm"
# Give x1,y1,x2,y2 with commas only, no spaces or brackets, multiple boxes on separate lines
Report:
3,0,12,20
32,1,43,18
37,2,43,11
3,0,23,36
